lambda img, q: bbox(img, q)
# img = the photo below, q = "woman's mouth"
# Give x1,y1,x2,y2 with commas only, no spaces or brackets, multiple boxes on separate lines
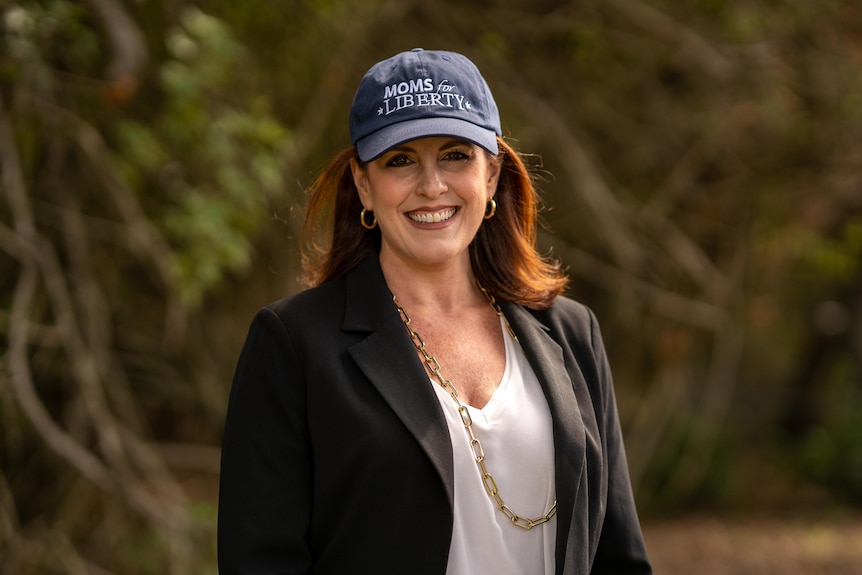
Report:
407,208,457,224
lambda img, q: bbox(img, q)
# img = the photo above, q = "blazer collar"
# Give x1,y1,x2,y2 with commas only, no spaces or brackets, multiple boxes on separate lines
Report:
342,252,399,331
344,254,456,506
500,301,587,568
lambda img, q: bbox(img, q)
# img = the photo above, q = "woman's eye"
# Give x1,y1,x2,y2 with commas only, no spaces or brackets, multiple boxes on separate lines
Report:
443,150,470,162
385,154,412,167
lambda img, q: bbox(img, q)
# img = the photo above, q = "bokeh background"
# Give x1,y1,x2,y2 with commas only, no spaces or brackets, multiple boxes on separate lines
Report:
2,1,862,573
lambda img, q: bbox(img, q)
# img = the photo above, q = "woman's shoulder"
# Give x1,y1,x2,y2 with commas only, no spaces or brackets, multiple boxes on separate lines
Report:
242,278,348,341
527,295,613,394
524,294,609,366
531,294,599,334
265,278,345,318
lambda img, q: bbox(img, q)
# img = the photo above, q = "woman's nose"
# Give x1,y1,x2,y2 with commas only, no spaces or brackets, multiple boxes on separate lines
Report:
418,163,447,198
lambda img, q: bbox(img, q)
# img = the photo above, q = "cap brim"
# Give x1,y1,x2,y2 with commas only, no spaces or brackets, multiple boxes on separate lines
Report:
355,117,499,162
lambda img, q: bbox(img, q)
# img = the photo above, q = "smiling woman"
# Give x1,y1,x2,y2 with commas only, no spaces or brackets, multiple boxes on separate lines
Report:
218,48,652,575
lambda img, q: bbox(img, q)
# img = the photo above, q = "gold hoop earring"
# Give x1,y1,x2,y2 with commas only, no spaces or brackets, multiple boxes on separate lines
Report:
483,199,497,220
360,207,377,230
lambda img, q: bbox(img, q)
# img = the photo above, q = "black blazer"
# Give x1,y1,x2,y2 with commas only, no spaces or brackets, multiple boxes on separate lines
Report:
218,254,652,574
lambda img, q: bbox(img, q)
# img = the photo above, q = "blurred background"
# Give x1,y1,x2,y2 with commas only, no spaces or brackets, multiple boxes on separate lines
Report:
1,0,861,573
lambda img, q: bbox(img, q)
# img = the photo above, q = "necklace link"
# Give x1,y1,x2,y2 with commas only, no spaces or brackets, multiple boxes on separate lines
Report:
393,291,557,531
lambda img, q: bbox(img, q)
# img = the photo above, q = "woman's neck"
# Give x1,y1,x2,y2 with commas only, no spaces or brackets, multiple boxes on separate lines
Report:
378,251,485,313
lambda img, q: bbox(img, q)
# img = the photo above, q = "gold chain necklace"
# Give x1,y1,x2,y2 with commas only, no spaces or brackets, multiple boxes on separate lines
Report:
393,288,557,530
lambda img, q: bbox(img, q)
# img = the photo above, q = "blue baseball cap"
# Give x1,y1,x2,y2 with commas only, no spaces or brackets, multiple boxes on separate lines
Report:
349,48,501,162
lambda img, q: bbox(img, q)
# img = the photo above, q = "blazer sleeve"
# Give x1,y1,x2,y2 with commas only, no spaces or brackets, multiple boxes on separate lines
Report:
584,308,652,575
218,306,312,574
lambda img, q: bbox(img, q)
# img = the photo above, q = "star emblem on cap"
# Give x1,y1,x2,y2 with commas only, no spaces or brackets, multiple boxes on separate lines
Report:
377,107,384,115
465,101,472,110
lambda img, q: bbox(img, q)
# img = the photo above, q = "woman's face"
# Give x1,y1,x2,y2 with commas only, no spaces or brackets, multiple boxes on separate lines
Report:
351,137,501,272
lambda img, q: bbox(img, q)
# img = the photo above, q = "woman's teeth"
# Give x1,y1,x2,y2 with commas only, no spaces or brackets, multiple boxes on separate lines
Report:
409,208,456,223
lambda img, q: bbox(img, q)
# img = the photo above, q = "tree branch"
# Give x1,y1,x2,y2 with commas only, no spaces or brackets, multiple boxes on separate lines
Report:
62,106,188,344
544,230,726,330
602,0,734,81
0,244,115,492
501,79,646,273
82,0,148,103
0,94,116,492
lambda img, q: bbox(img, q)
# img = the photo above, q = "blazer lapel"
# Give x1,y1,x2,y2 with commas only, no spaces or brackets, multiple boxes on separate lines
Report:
501,301,587,572
343,255,455,505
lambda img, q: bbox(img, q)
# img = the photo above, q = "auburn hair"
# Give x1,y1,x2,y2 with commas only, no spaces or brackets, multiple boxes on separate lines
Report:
300,138,568,309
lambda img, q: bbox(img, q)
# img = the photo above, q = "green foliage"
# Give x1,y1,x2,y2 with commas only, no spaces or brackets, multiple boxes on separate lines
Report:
114,7,291,306
1,3,288,573
112,501,217,575
2,2,86,91
793,356,862,504
638,415,740,514
797,218,862,287
116,529,166,575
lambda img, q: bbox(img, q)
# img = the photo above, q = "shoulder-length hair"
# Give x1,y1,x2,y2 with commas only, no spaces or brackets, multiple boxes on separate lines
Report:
300,137,568,309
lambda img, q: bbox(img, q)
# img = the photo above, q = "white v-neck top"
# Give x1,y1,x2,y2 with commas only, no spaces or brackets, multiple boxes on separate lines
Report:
431,317,556,575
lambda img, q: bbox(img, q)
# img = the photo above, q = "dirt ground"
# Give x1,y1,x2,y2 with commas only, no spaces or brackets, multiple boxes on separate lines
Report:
642,515,862,575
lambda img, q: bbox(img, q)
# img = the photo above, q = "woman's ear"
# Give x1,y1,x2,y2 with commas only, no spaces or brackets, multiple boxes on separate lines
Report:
350,158,372,209
487,153,502,198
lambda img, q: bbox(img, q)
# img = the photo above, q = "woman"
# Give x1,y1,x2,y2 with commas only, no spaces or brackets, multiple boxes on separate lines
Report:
218,48,652,575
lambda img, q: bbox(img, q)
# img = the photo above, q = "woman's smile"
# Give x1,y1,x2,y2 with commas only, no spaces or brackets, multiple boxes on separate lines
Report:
407,207,458,224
